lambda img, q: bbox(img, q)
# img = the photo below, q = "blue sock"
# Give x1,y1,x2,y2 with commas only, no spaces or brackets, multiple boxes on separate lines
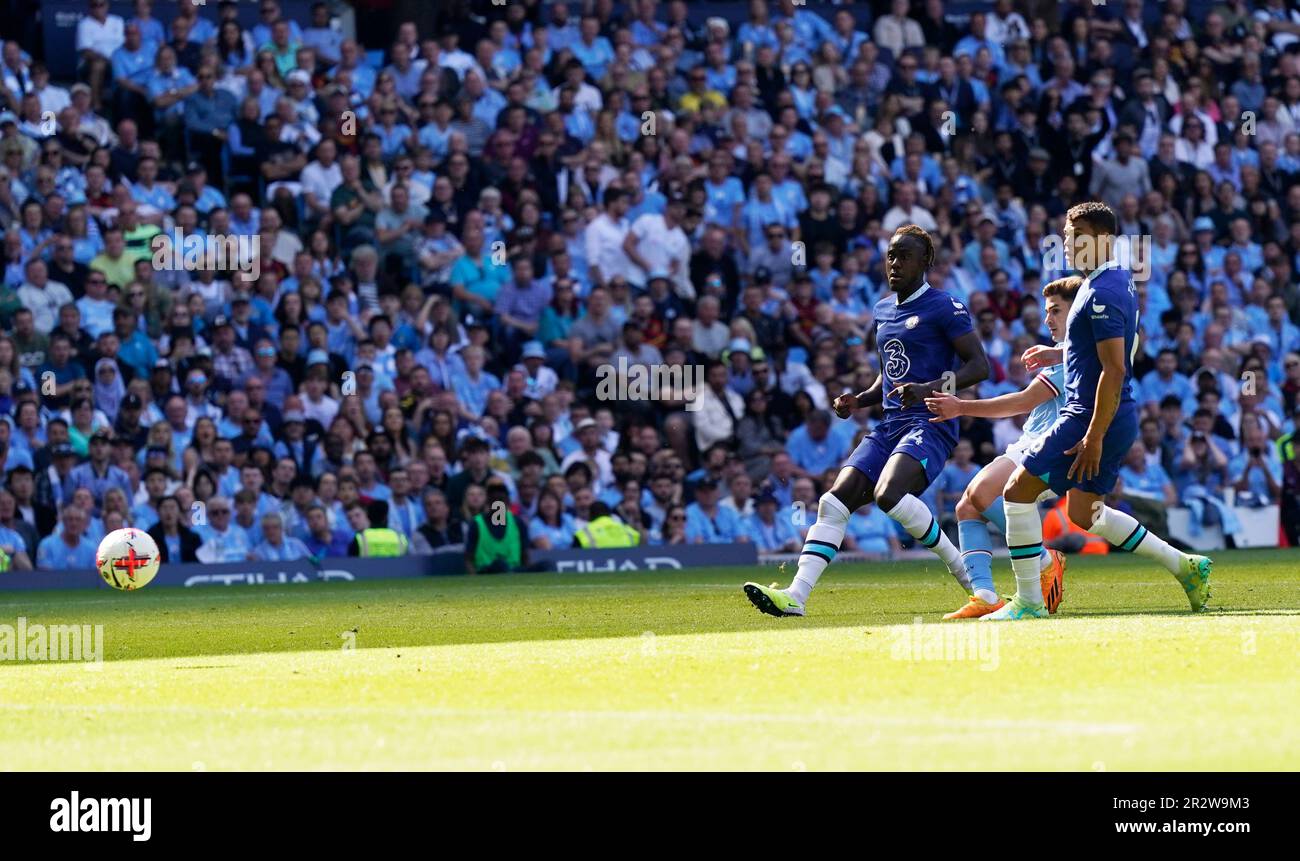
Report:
981,499,1007,533
958,519,996,600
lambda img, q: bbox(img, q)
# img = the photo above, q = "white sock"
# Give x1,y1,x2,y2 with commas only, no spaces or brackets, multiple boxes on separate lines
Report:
887,494,968,589
788,493,851,605
1090,505,1183,573
1004,499,1045,605
1038,549,1053,572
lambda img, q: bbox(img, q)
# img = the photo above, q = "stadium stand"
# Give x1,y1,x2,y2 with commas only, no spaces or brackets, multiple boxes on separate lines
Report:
0,0,1297,572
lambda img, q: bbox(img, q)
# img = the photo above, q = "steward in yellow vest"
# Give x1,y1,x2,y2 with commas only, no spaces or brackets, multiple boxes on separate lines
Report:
573,502,641,548
345,501,409,557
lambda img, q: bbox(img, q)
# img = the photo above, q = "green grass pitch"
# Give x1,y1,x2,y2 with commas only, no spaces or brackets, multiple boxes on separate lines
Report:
0,549,1296,771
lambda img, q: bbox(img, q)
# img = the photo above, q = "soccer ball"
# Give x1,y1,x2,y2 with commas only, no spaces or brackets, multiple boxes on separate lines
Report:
96,528,161,591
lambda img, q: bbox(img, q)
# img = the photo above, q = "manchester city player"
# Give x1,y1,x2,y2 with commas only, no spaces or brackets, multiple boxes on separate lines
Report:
923,275,1081,620
989,202,1212,621
744,225,990,617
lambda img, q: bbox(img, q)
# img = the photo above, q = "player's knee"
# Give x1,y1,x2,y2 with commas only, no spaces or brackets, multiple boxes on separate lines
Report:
955,493,980,521
1002,472,1035,503
817,493,851,526
873,480,904,513
1067,496,1100,529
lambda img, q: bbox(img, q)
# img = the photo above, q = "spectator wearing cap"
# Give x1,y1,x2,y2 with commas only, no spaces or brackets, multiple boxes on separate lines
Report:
559,417,613,492
62,427,131,513
241,337,293,409
514,340,557,400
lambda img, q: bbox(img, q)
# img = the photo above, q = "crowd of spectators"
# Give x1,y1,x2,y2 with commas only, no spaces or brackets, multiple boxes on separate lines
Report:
2,0,1299,572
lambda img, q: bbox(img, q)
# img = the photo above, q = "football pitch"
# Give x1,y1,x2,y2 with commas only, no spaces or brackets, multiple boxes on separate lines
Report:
0,549,1296,771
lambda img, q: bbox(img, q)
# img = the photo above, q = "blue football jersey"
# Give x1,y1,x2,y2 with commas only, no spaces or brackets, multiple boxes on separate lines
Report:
1062,262,1138,417
873,284,975,414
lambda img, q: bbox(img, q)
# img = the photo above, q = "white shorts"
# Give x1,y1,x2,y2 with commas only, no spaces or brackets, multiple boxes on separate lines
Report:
999,434,1057,502
1002,433,1039,467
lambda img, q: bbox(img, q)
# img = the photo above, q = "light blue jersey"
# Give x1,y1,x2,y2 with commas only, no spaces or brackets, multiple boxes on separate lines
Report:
1021,361,1067,439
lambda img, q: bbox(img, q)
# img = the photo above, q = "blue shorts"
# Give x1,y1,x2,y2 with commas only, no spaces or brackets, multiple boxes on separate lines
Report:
845,412,956,487
1021,403,1139,496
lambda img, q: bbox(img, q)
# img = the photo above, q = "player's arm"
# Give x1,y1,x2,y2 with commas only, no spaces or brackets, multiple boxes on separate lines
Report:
1066,336,1125,481
833,370,884,418
1022,343,1063,371
892,330,989,409
924,374,1056,423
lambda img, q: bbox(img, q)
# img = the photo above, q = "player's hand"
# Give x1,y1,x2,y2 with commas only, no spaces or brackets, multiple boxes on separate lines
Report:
832,392,859,419
1023,344,1063,371
1064,432,1103,482
923,392,963,422
890,382,934,408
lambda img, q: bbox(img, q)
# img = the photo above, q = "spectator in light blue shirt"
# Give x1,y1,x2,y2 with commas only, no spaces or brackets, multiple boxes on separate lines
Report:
35,504,98,570
1140,350,1196,410
195,497,253,563
685,479,748,544
145,48,197,122
934,441,980,520
529,491,577,550
301,2,344,65
1228,418,1284,506
251,512,312,561
845,506,899,557
451,345,500,420
787,411,852,478
570,18,614,80
744,494,800,553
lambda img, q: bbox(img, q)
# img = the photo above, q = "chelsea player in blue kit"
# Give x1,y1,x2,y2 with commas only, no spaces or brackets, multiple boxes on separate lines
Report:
923,276,1082,619
991,203,1213,620
745,226,990,617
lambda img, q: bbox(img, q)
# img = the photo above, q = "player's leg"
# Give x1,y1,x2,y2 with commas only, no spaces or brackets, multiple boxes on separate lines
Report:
983,465,1054,620
744,435,880,617
1066,490,1213,612
786,465,873,601
954,458,1016,608
873,453,968,588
